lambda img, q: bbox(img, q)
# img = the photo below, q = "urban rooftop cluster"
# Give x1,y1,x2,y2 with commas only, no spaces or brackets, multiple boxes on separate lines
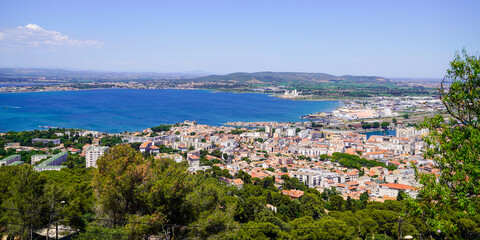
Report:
0,96,442,202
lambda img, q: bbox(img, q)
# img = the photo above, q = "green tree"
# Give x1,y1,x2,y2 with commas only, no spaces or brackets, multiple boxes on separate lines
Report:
367,209,399,236
137,156,193,226
234,196,266,223
456,218,480,239
329,195,345,211
151,124,172,133
93,145,194,236
93,145,148,225
256,210,290,230
396,191,407,201
236,170,252,184
360,192,369,202
411,49,480,235
362,123,372,129
100,136,123,147
0,165,49,239
300,193,325,219
39,167,95,229
290,216,355,240
386,164,397,171
238,221,289,239
75,224,129,240
372,122,380,128
381,121,390,129
185,176,238,239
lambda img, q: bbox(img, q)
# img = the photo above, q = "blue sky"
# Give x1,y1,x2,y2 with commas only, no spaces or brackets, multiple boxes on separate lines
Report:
0,0,479,78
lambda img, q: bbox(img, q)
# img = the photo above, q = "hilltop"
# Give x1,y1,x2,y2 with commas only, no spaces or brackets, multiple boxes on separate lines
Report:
189,71,434,100
192,71,392,85
0,68,437,99
0,68,207,83
0,68,390,84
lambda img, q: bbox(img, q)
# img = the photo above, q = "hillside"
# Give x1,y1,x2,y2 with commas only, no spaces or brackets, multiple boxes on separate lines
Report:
0,68,436,98
0,68,391,85
193,71,392,85
0,68,206,82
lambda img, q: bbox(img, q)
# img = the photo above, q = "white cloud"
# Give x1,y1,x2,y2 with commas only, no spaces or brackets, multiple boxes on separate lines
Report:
0,24,104,48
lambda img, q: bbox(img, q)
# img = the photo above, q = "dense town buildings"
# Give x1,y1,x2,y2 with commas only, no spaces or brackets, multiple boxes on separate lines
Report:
0,120,429,200
0,96,441,201
104,119,428,202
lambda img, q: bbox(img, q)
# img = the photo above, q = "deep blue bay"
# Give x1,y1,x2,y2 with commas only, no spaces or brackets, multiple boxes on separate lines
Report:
0,89,342,133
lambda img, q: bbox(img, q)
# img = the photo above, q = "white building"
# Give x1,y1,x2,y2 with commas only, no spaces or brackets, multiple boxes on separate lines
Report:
33,152,68,172
86,146,109,168
265,125,273,137
32,138,61,145
291,168,343,188
284,89,299,96
292,170,322,187
286,128,296,137
376,183,418,199
396,127,429,139
31,154,50,164
0,154,22,166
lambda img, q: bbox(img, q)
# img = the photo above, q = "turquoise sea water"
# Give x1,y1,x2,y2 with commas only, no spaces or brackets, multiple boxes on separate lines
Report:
0,89,341,133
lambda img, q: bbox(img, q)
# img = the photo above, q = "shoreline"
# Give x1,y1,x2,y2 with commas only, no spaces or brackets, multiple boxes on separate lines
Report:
0,88,344,133
0,86,356,102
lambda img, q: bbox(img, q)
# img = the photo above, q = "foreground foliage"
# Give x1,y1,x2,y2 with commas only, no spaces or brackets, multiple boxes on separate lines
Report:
412,50,480,236
1,144,479,239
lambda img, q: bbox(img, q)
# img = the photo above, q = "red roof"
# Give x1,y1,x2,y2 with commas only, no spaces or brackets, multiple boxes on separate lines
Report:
380,183,416,190
346,181,359,186
281,189,304,198
233,179,244,186
140,141,152,149
188,155,200,160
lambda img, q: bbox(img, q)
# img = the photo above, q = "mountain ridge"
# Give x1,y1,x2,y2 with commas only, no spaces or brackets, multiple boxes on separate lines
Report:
0,68,392,85
192,71,392,84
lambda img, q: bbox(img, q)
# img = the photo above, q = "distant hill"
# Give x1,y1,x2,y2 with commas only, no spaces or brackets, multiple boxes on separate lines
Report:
0,68,391,85
0,68,208,79
389,77,442,83
192,71,392,84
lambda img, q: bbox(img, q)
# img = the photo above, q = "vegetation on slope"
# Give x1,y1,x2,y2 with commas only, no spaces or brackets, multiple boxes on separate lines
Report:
1,145,478,239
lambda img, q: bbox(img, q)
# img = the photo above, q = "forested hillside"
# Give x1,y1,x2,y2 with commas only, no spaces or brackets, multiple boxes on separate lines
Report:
1,145,478,239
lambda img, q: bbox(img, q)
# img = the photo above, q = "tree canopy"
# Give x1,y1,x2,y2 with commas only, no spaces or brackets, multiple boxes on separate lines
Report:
412,49,480,235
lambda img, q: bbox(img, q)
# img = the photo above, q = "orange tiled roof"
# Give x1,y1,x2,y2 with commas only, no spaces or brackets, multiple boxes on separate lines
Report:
233,179,244,186
281,189,304,198
383,195,397,200
380,183,416,190
139,141,152,149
